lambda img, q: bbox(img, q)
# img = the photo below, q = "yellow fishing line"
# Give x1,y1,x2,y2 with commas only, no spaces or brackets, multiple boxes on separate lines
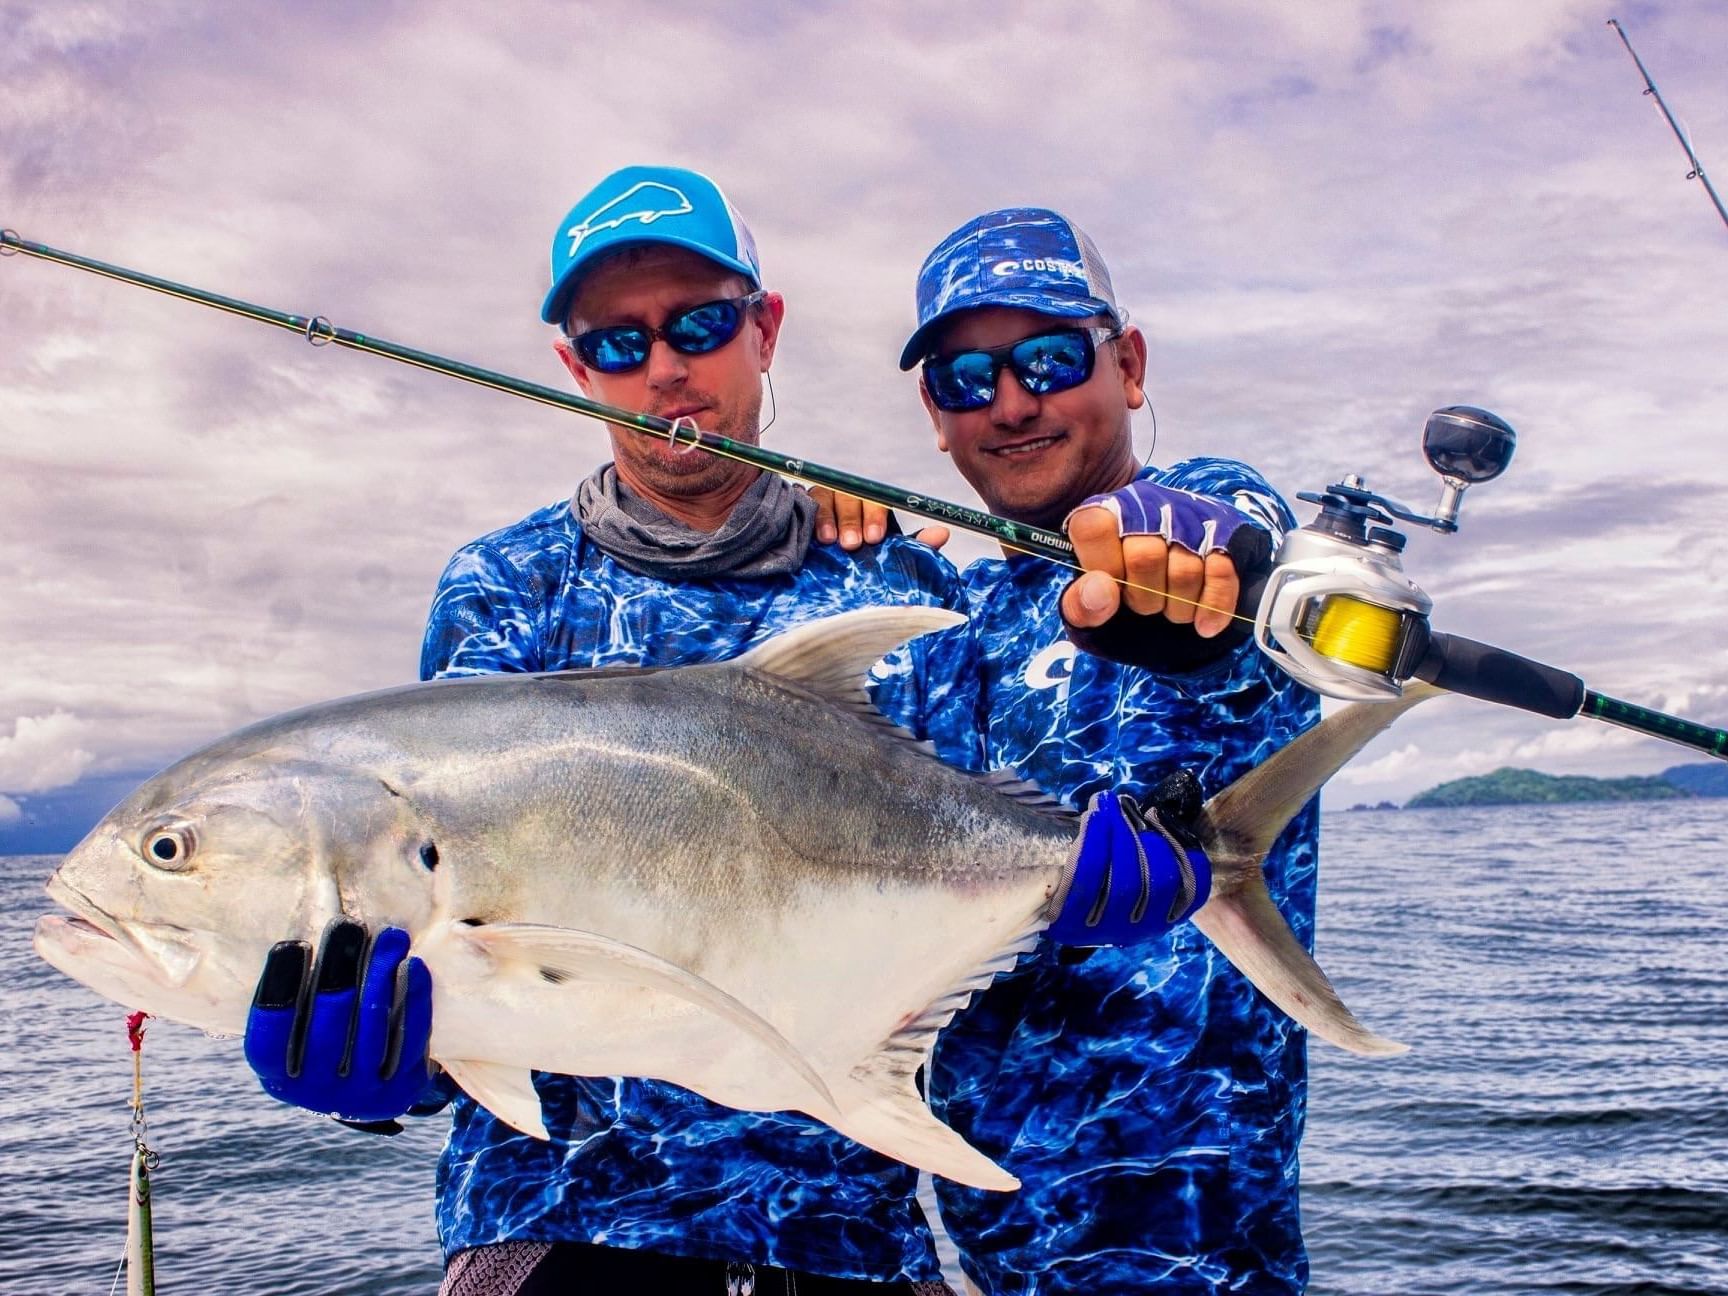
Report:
1308,596,1402,674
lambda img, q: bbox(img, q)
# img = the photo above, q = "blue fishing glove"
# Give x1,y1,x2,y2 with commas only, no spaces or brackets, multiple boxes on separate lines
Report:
244,919,435,1131
1049,771,1212,946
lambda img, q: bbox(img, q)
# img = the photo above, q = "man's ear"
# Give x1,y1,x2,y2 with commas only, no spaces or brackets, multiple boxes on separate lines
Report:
918,379,950,453
553,337,595,397
1116,324,1149,411
753,290,787,371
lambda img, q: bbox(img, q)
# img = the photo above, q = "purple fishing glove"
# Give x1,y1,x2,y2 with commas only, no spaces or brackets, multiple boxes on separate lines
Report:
1062,480,1274,672
1069,478,1261,558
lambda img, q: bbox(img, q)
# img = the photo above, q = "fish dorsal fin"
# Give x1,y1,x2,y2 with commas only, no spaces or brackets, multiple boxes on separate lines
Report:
735,607,966,720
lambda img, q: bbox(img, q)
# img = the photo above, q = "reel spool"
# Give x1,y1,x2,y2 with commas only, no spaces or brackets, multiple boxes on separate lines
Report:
1252,406,1515,702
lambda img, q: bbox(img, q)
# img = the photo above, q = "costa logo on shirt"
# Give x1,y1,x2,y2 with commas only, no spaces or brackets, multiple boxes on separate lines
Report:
1024,640,1077,703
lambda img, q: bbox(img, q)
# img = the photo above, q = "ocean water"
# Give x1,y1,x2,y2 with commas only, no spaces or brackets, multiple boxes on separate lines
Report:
3,801,1725,1294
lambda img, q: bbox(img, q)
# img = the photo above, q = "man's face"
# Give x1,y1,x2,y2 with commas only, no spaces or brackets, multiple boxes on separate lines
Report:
920,306,1146,530
557,245,784,500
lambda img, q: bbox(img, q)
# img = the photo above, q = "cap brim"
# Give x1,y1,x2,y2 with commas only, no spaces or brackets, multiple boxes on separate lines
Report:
897,291,1118,369
540,234,761,326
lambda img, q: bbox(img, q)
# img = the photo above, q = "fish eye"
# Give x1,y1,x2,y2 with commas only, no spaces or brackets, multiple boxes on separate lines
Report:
141,824,196,871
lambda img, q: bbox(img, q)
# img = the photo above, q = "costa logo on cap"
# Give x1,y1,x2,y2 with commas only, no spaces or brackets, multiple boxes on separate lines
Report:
900,208,1123,370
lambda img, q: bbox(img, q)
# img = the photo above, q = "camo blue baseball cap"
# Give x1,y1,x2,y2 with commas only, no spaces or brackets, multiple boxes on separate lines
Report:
899,207,1123,369
540,165,762,326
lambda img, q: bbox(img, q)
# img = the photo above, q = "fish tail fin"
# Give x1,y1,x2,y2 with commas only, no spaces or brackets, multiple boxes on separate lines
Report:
827,1073,1019,1192
1204,682,1441,865
1191,875,1406,1057
1188,683,1441,1056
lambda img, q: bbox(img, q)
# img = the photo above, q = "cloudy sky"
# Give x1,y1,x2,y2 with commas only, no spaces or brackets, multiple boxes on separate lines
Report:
2,0,1726,819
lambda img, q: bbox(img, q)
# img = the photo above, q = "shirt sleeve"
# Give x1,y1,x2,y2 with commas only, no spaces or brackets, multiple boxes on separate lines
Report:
419,543,545,681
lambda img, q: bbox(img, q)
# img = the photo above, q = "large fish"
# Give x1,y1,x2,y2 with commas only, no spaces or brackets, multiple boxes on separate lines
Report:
34,607,1432,1191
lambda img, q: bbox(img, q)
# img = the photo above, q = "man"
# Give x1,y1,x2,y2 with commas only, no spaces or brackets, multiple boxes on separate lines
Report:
245,165,967,1295
892,209,1322,1295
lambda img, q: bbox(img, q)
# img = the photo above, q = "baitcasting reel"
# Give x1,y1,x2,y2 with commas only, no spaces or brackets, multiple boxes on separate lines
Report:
1251,406,1518,703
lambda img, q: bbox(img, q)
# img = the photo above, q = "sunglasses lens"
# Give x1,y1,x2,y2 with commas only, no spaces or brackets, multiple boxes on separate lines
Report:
575,327,650,374
1009,331,1094,395
666,299,743,355
924,351,997,412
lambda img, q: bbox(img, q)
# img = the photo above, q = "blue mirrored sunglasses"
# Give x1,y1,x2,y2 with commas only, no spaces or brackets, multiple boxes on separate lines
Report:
921,325,1121,413
570,290,766,374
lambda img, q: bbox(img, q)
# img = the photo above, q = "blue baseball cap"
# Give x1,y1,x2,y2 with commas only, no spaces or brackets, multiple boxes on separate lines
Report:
899,207,1123,369
540,165,762,326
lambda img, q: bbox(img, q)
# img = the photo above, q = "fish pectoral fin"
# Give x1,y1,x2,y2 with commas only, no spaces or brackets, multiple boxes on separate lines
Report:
456,921,837,1115
439,1057,549,1139
828,1072,1018,1192
1191,873,1407,1058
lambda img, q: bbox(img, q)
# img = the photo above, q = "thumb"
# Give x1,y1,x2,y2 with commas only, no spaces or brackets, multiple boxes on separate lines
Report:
1061,570,1121,628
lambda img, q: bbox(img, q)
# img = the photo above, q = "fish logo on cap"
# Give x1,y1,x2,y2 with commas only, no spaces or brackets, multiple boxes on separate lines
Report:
565,182,694,258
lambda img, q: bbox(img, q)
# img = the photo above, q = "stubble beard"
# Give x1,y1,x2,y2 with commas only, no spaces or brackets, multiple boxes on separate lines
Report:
621,388,763,499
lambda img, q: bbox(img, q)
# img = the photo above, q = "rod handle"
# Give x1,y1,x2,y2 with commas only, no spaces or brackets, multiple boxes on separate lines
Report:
1413,631,1585,719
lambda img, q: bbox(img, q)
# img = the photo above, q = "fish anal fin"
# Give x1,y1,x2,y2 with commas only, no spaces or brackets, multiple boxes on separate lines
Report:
439,1057,549,1139
828,1075,1019,1191
454,920,837,1114
1192,875,1407,1058
817,915,1045,1189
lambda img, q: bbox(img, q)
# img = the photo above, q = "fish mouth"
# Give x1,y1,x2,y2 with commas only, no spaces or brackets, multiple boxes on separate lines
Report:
43,873,203,988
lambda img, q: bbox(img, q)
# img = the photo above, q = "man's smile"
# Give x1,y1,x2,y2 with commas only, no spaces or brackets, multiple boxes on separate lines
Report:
985,431,1067,458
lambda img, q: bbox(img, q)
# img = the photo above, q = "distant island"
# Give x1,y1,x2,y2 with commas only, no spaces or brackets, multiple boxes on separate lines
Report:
1399,762,1728,810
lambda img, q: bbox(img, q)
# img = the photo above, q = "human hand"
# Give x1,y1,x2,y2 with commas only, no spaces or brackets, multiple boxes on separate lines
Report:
1060,481,1265,639
244,919,434,1129
809,487,949,552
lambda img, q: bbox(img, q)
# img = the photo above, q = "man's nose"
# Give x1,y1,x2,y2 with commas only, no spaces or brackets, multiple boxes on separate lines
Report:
989,364,1040,427
643,338,689,389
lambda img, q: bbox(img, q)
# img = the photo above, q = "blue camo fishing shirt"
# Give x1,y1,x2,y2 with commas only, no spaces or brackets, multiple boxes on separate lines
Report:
416,497,965,1282
897,457,1323,1296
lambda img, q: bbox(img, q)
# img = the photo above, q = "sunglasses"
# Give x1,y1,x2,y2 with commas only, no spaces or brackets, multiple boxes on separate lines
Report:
922,325,1122,413
569,290,766,374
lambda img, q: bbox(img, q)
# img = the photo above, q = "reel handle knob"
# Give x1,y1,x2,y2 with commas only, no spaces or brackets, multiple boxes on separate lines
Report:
1423,406,1516,484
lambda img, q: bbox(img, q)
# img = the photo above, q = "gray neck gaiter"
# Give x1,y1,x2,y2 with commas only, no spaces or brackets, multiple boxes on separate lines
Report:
574,462,816,581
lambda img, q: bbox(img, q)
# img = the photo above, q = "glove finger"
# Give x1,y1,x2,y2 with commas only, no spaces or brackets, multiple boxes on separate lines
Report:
297,918,368,1081
252,939,311,1011
314,918,368,993
244,940,311,1082
351,927,413,1079
387,956,434,1084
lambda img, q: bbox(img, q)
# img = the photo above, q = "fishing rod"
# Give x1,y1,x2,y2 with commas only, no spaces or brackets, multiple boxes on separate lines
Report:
1607,18,1728,235
4,229,1725,762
